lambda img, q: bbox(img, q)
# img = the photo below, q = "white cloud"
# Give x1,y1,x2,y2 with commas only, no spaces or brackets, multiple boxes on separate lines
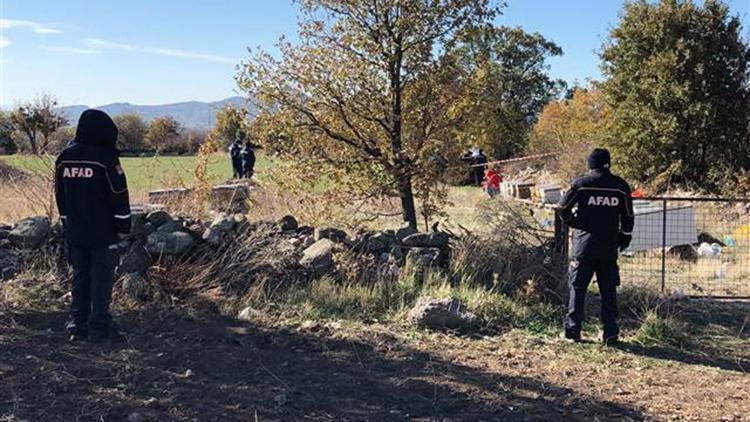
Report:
82,37,236,64
0,19,61,34
83,38,135,51
0,37,10,48
143,47,236,64
42,45,100,55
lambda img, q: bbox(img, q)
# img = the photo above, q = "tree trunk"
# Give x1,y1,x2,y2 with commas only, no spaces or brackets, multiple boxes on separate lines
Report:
29,134,38,155
389,33,417,228
398,173,418,228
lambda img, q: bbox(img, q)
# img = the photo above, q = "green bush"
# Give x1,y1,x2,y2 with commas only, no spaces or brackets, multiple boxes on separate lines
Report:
632,310,690,347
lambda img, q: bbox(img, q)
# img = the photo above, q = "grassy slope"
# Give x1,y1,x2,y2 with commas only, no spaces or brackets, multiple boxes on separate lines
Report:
0,154,275,191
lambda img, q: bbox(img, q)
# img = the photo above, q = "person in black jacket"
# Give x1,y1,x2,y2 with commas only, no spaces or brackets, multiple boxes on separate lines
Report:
473,149,488,186
241,141,255,179
229,141,242,179
55,109,131,343
557,148,634,345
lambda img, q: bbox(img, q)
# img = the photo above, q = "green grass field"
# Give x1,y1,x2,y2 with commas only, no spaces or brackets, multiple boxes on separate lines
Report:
0,154,275,191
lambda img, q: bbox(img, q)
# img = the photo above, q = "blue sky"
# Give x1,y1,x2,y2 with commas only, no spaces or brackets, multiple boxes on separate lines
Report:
0,0,748,107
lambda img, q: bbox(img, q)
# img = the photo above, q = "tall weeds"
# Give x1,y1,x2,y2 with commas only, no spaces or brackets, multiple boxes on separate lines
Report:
450,199,560,299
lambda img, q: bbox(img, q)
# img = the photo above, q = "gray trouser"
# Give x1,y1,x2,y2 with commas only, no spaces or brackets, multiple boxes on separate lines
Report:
68,244,120,330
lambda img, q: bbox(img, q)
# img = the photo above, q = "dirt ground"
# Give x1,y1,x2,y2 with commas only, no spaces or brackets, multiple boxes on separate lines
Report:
1,301,749,421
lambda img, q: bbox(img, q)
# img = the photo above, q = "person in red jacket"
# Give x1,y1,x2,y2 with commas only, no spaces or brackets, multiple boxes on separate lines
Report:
484,166,502,198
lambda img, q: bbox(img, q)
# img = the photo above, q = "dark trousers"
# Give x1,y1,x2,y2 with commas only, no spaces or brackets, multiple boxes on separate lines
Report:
243,162,254,179
69,245,120,330
564,258,620,339
232,158,243,178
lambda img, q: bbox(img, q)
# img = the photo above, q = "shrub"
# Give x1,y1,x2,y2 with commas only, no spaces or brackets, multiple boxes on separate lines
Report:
632,309,690,347
451,198,559,297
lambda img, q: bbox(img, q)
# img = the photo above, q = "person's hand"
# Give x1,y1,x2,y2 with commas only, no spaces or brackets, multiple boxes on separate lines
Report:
619,233,632,251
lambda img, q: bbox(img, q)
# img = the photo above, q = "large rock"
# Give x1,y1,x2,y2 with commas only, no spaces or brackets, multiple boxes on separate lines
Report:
157,219,184,234
119,242,152,273
405,247,443,268
395,223,418,241
299,239,335,277
210,213,236,233
211,184,250,213
9,216,51,249
365,232,399,254
314,227,348,243
145,232,194,255
402,232,449,248
121,272,147,301
131,213,155,241
202,228,225,246
278,215,299,232
146,210,172,228
0,248,20,280
408,297,478,331
186,223,206,240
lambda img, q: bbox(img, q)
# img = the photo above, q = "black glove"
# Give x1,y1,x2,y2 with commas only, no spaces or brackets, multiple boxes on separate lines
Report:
618,233,632,251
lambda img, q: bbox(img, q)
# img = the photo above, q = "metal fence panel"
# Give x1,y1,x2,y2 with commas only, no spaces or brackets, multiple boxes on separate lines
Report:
620,198,750,298
556,197,750,298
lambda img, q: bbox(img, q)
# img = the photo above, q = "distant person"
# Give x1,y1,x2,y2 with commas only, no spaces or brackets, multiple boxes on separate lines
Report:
484,166,502,198
229,140,242,179
473,149,488,186
557,148,634,346
241,141,256,179
460,149,475,185
54,109,131,343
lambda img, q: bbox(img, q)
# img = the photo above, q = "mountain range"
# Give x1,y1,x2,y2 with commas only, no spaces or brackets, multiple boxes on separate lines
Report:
59,96,247,130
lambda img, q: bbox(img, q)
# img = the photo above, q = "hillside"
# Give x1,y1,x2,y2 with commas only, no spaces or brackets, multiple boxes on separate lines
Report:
59,96,247,129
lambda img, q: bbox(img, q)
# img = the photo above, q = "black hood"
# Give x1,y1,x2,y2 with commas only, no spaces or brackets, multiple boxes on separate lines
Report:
75,109,118,148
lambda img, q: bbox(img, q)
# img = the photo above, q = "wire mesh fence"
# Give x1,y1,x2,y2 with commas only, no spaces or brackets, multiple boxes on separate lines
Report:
614,197,750,298
554,197,750,298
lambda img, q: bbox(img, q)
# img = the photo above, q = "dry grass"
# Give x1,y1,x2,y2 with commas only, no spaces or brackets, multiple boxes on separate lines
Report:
450,199,562,298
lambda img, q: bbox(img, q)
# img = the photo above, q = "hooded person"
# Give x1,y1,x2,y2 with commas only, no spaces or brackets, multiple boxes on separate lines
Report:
556,148,634,345
55,109,131,343
241,141,256,179
229,140,243,179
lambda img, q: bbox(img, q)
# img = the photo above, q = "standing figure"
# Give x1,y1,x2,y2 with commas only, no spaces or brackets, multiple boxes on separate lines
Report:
473,149,488,186
229,140,242,179
484,166,502,198
557,148,634,345
55,109,131,343
241,141,256,179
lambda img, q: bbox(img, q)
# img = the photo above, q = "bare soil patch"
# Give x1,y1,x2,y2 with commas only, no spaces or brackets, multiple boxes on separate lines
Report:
1,304,748,421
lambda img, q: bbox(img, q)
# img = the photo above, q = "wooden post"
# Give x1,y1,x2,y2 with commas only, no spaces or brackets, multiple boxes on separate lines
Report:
553,210,570,293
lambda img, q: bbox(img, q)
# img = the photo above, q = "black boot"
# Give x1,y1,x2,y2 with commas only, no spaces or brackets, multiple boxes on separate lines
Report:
66,318,88,341
602,333,619,346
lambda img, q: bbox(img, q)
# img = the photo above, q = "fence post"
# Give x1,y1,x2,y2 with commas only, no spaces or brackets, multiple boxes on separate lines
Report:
553,210,569,293
661,199,667,293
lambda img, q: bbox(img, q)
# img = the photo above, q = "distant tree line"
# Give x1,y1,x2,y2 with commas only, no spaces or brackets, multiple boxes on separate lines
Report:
0,97,242,156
